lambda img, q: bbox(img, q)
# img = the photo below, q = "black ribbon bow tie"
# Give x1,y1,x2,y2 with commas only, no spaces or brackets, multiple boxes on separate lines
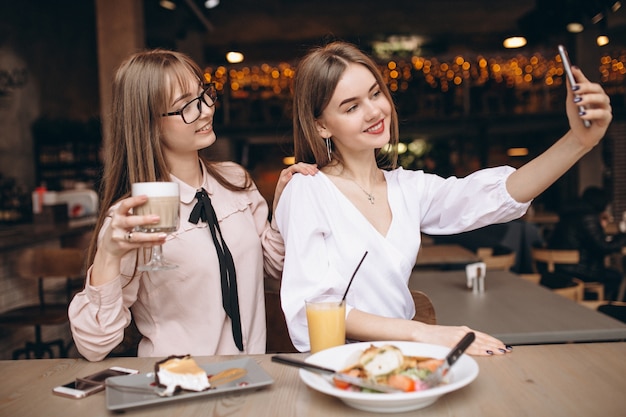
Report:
189,188,243,351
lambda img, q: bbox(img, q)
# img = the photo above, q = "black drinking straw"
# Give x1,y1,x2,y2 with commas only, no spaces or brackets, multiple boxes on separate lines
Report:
342,251,368,301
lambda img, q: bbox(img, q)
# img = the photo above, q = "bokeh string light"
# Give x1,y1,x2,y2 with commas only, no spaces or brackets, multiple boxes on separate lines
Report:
203,49,625,97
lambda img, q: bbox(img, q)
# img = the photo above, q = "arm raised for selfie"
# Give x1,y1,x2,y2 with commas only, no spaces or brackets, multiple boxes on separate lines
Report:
506,67,612,203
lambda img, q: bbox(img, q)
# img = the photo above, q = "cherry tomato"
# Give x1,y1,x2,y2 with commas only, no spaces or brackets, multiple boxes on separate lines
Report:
387,374,416,392
333,377,352,390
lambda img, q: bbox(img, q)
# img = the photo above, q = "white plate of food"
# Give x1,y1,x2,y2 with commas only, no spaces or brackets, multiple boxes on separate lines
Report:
299,341,479,413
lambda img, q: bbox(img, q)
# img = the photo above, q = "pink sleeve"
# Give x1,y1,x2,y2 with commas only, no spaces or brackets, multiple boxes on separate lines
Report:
248,186,285,280
68,216,140,361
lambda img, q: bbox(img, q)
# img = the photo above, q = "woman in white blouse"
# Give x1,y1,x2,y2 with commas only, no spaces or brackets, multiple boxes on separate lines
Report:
275,41,613,356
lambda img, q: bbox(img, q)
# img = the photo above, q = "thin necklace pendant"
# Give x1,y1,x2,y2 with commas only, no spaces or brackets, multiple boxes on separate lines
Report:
349,179,375,204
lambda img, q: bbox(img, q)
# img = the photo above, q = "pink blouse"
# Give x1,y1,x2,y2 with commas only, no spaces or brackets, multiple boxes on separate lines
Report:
69,162,283,361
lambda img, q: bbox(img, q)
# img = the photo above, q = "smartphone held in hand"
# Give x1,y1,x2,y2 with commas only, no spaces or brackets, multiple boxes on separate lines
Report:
52,366,138,399
558,44,591,128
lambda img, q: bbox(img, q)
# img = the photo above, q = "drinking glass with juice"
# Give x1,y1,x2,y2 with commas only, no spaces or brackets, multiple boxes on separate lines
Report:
305,296,346,353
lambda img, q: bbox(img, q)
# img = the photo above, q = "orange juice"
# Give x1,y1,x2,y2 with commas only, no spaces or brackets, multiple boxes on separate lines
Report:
305,298,346,353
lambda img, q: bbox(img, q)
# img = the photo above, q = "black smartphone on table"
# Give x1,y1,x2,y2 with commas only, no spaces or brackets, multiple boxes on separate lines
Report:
557,44,591,128
52,366,139,399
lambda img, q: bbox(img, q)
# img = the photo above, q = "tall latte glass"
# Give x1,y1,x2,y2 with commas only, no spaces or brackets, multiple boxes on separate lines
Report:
132,182,180,271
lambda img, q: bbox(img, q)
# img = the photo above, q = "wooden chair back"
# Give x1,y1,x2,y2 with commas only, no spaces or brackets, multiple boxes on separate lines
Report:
264,287,297,353
16,247,85,278
0,247,86,359
530,248,579,273
15,247,86,303
477,247,517,271
519,273,541,284
411,290,437,324
531,248,605,301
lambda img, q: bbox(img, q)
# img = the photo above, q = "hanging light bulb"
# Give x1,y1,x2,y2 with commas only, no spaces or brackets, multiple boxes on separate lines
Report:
226,51,244,64
597,35,610,46
503,36,527,49
159,0,176,10
595,17,609,47
566,22,584,33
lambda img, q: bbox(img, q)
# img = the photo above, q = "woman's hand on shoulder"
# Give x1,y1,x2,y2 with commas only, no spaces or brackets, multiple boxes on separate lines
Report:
566,67,612,148
272,163,319,212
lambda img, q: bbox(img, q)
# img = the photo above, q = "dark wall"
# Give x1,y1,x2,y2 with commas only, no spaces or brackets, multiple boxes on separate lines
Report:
1,1,100,121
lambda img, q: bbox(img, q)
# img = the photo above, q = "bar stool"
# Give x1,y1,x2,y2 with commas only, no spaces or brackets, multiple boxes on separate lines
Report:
0,247,85,359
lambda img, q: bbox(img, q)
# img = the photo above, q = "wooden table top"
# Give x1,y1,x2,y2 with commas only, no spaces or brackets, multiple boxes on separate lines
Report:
1,343,624,416
415,244,480,268
409,269,626,345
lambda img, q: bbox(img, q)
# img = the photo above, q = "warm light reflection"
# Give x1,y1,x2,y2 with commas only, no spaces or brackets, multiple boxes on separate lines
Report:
282,156,295,165
507,148,529,157
503,36,527,49
226,51,244,64
567,22,584,33
159,0,176,10
203,49,626,97
597,36,610,47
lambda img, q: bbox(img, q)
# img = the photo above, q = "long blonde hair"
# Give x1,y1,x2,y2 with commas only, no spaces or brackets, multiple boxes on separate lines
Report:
292,41,399,169
88,49,251,266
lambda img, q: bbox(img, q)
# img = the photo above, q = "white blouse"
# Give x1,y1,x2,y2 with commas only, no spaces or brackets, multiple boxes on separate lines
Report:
274,167,529,352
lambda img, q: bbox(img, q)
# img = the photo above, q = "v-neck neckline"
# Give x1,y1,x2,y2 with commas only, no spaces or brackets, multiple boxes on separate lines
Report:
319,171,393,238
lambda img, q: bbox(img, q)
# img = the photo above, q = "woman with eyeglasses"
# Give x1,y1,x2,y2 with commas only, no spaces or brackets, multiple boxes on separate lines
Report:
68,49,317,361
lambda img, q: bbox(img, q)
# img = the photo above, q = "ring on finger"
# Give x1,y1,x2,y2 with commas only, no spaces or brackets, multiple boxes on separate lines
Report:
125,231,133,242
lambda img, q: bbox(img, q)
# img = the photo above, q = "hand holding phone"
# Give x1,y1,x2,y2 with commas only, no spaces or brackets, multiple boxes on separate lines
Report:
558,44,591,128
52,366,139,399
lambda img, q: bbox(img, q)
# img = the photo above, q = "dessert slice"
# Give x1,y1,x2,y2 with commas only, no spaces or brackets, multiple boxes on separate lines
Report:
155,355,211,394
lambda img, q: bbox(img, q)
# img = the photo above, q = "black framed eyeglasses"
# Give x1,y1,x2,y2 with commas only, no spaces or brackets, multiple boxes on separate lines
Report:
161,83,217,124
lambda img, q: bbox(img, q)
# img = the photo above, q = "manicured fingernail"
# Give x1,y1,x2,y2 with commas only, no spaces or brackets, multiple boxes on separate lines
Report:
498,348,507,353
157,233,167,239
579,110,586,116
506,345,513,351
572,84,580,91
486,350,494,355
574,96,582,103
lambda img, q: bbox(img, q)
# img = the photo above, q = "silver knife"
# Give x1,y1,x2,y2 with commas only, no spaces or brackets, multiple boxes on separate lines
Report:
424,332,475,388
271,355,402,393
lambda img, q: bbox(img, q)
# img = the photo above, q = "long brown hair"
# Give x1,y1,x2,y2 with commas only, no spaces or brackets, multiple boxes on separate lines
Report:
87,49,251,266
292,41,399,169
